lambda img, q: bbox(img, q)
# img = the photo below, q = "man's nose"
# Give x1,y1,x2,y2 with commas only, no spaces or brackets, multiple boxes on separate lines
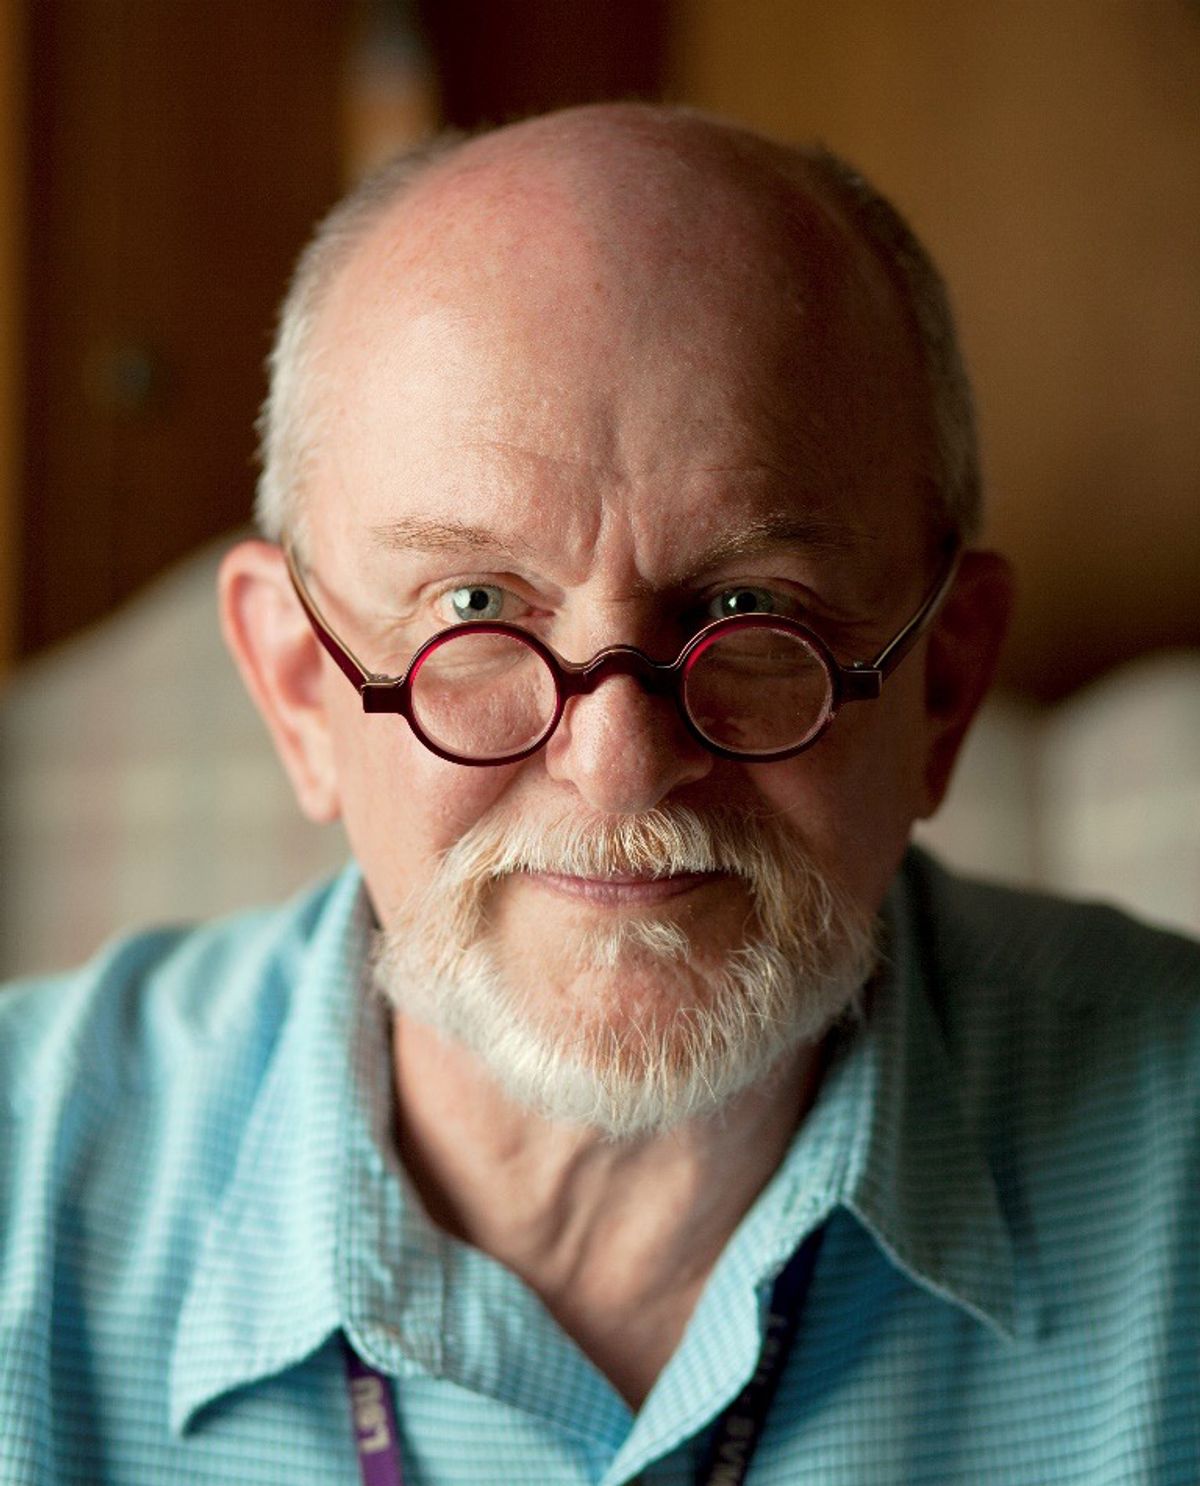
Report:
542,671,714,814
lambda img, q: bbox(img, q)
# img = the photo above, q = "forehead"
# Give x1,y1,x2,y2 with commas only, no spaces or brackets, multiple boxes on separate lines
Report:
305,128,932,585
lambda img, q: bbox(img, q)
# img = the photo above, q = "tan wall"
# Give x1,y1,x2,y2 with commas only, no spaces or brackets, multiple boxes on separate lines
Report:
670,0,1200,700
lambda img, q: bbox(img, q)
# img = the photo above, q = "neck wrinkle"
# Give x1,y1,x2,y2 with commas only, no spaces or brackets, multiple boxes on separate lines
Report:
390,1009,826,1320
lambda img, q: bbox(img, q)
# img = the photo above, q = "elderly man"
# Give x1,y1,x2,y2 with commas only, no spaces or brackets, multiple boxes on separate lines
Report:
2,105,1197,1485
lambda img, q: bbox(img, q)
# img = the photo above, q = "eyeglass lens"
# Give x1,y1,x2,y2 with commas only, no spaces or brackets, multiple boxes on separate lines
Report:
411,629,559,761
683,626,833,754
409,623,836,762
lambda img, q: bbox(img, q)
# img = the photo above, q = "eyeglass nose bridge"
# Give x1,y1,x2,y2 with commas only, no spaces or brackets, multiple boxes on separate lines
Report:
560,643,679,702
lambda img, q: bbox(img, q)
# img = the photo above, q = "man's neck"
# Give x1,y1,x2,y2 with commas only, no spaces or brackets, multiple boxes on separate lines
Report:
390,1015,825,1407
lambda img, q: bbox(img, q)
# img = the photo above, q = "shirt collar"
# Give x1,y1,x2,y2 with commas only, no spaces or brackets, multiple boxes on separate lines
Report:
170,861,627,1443
704,852,1025,1340
836,854,1024,1339
169,863,380,1435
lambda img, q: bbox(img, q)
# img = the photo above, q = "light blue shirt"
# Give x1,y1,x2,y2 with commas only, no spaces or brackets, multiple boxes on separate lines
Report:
2,850,1198,1484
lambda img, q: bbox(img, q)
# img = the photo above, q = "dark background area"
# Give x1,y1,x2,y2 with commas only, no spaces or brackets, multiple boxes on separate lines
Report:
4,0,1198,701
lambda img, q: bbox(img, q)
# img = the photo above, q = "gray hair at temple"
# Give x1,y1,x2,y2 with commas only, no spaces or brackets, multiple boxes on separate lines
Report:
254,113,981,555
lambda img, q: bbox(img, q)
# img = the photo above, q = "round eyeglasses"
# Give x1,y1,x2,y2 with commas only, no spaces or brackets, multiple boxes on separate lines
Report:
284,543,961,766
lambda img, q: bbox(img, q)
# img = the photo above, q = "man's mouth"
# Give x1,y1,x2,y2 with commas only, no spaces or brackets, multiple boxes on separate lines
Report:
519,869,727,906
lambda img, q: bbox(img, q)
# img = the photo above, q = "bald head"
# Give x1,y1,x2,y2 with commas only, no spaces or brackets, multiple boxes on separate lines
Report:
257,104,978,552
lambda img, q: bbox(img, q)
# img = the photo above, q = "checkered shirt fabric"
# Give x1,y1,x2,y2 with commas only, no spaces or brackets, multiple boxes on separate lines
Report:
1,850,1198,1484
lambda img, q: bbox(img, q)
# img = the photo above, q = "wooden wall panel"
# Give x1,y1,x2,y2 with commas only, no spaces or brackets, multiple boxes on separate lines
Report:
0,0,23,674
19,0,349,659
417,0,670,130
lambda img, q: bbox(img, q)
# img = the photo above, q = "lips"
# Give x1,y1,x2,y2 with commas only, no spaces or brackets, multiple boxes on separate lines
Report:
520,869,725,905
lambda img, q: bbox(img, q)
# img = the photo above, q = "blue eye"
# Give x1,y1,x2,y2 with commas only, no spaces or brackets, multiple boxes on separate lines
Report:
708,587,779,619
447,585,507,622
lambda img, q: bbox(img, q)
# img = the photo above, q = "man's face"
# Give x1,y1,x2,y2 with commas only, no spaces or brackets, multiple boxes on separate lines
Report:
299,137,943,1129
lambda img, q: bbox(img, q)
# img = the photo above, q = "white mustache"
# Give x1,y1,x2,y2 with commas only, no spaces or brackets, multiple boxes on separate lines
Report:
417,803,848,968
437,804,785,884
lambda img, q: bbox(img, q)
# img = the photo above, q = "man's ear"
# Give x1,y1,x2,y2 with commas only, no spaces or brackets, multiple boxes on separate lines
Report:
218,539,341,823
918,549,1015,817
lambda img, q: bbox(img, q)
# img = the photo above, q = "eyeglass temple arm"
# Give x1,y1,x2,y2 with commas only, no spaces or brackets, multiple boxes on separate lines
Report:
839,545,963,702
282,543,380,692
284,537,962,711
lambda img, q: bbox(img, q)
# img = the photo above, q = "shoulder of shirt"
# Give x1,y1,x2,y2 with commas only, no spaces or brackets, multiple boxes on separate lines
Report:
899,847,1200,1129
903,845,1200,1017
0,868,353,1122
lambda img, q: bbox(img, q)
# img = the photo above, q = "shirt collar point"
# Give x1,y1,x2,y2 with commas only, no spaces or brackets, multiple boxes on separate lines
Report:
168,1317,340,1439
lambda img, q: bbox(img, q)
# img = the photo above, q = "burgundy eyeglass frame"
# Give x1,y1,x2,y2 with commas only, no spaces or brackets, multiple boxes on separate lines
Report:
282,541,962,766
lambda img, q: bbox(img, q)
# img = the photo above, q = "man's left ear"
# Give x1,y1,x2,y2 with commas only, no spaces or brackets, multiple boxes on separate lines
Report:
918,549,1015,817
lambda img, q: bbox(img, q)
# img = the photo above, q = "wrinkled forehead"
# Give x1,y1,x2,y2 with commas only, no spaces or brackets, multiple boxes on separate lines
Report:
304,116,932,565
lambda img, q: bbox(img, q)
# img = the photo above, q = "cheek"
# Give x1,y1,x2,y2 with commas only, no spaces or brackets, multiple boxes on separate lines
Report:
324,688,516,924
748,678,930,912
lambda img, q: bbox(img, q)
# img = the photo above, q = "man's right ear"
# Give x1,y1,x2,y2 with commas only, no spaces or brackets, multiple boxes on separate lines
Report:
218,539,341,823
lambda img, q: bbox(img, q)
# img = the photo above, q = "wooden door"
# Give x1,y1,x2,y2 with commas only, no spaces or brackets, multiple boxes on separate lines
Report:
19,0,349,658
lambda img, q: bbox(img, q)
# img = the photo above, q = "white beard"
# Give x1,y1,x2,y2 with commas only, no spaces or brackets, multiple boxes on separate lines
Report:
372,805,877,1140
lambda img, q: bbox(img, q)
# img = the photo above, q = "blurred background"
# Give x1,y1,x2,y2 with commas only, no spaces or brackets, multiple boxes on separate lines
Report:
1,0,1197,975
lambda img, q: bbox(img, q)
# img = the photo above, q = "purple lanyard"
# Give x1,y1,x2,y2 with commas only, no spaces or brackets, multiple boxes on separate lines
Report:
344,1226,824,1486
345,1343,406,1486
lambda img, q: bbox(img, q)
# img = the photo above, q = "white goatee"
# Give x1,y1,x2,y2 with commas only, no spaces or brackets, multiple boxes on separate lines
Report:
373,805,877,1139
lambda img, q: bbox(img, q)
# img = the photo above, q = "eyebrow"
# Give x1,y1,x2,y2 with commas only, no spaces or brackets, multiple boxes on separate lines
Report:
369,518,536,563
678,515,868,576
368,511,866,575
